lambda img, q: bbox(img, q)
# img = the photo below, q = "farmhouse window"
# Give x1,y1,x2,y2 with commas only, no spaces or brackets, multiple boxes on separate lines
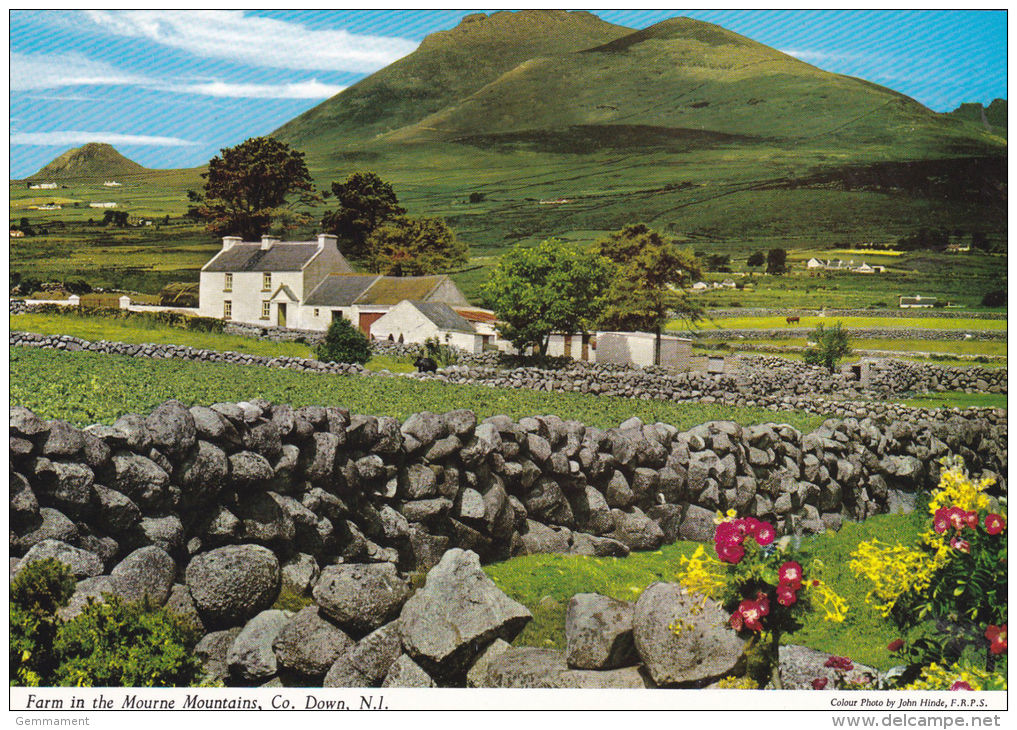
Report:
224,273,232,291
262,272,272,291
261,301,271,320
223,301,232,319
314,308,320,317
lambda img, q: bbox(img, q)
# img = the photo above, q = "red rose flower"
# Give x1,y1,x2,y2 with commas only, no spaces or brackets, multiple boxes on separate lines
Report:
933,508,950,534
964,511,978,529
887,639,904,653
812,677,828,690
950,536,971,553
755,591,770,617
778,561,804,589
951,681,973,691
824,656,854,672
947,506,967,531
754,521,776,546
777,582,798,607
985,624,1007,655
985,513,1006,536
736,599,765,632
717,542,745,564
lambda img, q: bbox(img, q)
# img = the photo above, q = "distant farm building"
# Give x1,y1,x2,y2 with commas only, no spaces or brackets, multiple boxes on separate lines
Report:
370,300,481,353
595,331,694,370
103,181,122,187
89,202,118,208
9,229,24,238
29,183,58,190
899,295,937,308
807,258,883,273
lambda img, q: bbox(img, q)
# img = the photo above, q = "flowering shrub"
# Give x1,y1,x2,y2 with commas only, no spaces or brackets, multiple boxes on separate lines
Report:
679,510,848,688
850,457,1007,685
903,660,1007,691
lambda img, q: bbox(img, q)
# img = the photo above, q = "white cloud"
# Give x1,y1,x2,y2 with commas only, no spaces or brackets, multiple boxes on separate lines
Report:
172,80,346,99
10,131,198,147
12,52,344,100
10,51,148,91
83,10,418,73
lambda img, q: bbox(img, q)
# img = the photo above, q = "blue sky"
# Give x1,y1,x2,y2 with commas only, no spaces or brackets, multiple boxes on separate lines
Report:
9,9,1007,179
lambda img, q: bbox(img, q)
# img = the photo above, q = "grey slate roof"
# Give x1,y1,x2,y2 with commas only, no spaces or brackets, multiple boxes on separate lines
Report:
203,243,321,272
409,301,475,333
303,275,380,307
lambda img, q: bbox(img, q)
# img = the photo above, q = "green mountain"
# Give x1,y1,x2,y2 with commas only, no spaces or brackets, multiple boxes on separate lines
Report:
273,11,1006,295
275,10,631,151
948,99,1007,136
28,143,148,180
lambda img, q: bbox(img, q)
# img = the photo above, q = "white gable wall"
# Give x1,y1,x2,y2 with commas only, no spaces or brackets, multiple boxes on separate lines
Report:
370,302,480,353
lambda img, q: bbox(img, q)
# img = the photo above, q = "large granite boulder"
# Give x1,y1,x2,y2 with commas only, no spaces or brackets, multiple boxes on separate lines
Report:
272,606,355,679
312,563,411,633
480,647,650,688
16,539,103,579
323,620,403,688
398,549,531,678
109,546,176,605
227,609,291,682
185,544,280,627
632,582,746,687
565,593,638,669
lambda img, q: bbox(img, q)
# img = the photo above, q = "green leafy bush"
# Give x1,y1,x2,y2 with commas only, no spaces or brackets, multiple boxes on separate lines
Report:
804,321,852,372
158,281,200,308
314,316,371,364
9,559,77,686
422,336,459,367
52,596,204,687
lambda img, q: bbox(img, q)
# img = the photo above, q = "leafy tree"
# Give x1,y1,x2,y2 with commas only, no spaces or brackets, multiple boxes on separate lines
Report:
468,192,486,203
971,231,990,252
314,316,372,365
981,289,1006,308
766,248,788,275
803,321,852,372
597,224,703,364
197,137,317,240
705,254,731,273
482,238,613,356
368,216,468,275
747,251,766,269
322,172,405,260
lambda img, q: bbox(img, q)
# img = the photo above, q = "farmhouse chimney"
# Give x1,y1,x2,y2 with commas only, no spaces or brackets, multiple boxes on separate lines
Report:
317,233,338,251
261,235,280,251
222,236,241,251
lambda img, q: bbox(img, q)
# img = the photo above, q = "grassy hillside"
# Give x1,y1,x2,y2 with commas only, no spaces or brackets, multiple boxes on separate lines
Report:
27,143,148,180
8,12,1007,303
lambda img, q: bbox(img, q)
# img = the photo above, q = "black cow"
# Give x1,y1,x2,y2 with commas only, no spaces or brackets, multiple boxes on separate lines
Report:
414,356,438,373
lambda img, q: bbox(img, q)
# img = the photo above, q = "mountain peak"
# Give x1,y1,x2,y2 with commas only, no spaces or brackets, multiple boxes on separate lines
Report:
29,143,147,180
420,9,613,50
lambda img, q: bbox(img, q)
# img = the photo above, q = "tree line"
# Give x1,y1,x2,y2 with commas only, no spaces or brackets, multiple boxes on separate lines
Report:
187,137,467,277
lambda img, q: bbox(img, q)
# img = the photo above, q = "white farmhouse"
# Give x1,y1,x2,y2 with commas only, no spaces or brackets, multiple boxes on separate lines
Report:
89,202,118,208
197,234,472,333
370,300,481,352
199,234,353,327
806,257,824,269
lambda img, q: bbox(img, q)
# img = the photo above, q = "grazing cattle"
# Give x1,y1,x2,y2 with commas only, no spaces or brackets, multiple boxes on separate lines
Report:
786,316,800,325
414,356,438,373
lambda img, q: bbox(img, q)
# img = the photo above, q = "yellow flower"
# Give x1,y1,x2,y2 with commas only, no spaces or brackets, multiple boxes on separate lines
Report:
805,579,849,623
677,545,727,600
849,539,939,617
904,662,1006,691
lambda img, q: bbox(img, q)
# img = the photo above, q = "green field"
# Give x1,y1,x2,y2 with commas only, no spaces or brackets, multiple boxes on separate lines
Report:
689,314,1007,332
902,392,1008,410
10,312,314,359
484,510,927,670
9,347,828,432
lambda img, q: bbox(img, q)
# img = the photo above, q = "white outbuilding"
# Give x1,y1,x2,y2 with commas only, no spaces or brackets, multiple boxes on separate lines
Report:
370,300,481,353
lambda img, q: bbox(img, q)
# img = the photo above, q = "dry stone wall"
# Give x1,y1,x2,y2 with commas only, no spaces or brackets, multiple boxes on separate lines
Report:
9,401,1006,687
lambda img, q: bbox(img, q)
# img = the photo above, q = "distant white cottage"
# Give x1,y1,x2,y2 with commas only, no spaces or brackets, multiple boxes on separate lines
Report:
89,202,118,208
103,181,122,187
29,182,58,190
